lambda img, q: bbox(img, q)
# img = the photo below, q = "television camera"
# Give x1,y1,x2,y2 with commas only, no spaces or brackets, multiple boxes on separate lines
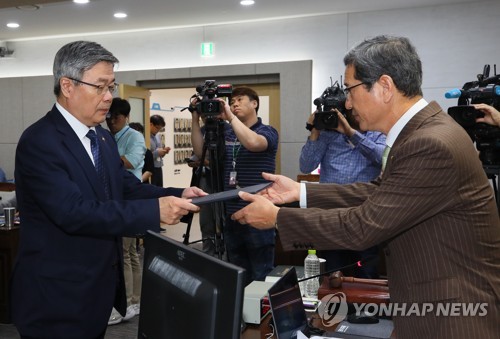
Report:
446,64,500,165
188,80,232,117
183,80,231,259
313,79,348,130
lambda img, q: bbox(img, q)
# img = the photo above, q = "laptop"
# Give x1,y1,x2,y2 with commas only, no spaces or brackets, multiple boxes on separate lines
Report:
267,267,309,339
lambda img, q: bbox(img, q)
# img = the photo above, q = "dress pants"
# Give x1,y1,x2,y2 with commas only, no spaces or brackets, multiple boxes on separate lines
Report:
123,237,142,305
150,167,163,187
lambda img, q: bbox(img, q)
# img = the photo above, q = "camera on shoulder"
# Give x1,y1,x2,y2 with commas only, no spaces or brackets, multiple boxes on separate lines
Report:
188,80,232,117
446,64,500,165
313,79,348,130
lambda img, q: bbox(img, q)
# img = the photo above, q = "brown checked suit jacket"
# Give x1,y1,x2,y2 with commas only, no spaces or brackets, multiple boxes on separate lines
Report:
277,101,500,338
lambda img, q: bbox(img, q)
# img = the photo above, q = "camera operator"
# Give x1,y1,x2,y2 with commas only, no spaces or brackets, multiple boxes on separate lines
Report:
191,86,279,284
473,103,500,127
300,109,386,278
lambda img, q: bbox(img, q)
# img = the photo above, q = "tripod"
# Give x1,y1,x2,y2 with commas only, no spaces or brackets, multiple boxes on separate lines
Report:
183,118,227,259
483,164,500,212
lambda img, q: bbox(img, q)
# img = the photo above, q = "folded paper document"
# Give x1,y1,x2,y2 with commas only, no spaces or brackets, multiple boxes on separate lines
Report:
191,182,272,206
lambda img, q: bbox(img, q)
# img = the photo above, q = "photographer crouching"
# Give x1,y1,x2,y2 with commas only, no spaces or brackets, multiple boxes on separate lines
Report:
191,85,279,285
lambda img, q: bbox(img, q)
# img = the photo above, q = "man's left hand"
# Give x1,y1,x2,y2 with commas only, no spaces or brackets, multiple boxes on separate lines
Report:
231,191,279,229
181,186,208,199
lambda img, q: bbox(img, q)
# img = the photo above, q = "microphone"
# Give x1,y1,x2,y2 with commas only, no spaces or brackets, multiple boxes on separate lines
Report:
297,255,379,283
444,88,463,99
445,85,500,99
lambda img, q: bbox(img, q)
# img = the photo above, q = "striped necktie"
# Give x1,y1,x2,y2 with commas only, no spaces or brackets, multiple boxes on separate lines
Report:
382,145,391,172
86,129,111,199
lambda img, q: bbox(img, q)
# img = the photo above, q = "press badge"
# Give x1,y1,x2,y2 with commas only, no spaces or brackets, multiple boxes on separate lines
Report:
229,171,238,187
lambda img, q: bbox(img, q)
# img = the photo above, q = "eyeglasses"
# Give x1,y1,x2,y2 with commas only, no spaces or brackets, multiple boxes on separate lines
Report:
151,124,165,132
106,113,124,120
343,82,368,96
68,77,118,95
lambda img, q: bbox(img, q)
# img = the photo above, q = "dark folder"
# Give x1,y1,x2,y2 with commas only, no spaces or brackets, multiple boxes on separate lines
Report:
191,182,272,206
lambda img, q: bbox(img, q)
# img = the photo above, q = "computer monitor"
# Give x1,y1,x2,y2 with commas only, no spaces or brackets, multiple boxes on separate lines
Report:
138,231,246,339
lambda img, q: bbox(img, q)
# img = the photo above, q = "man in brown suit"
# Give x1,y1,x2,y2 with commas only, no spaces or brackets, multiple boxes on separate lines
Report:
232,35,500,338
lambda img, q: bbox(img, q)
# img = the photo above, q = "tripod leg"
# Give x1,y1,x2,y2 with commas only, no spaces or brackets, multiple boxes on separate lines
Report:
183,143,209,245
207,123,227,259
214,231,225,260
187,118,227,257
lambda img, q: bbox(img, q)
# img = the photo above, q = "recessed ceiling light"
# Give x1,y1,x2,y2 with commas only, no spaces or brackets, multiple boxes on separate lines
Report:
73,0,90,4
114,12,127,19
16,5,40,10
240,0,255,5
7,23,20,28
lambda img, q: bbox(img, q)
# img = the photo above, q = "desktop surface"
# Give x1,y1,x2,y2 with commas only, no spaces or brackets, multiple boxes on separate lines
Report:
241,313,395,339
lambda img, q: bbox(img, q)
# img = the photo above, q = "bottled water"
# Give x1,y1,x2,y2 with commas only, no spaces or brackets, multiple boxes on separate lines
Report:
304,249,320,298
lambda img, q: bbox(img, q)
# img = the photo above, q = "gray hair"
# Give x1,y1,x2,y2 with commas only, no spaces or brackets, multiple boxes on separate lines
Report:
53,40,119,96
343,35,423,98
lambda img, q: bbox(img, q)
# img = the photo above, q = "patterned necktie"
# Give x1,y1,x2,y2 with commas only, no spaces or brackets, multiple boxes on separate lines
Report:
381,145,391,172
86,129,110,199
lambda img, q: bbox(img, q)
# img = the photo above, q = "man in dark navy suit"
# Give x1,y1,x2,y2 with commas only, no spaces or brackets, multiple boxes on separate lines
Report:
11,40,204,338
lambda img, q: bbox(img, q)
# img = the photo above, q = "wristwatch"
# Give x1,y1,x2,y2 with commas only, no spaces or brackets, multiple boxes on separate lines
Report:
306,123,314,131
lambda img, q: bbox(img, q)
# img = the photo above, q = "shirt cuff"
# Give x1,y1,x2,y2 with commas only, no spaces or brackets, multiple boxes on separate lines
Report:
299,182,307,208
349,130,363,145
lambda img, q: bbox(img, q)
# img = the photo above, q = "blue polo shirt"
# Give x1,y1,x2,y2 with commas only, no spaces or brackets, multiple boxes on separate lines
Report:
114,125,146,180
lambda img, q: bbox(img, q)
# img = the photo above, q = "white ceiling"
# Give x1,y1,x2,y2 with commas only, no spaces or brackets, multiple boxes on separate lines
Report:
0,0,482,42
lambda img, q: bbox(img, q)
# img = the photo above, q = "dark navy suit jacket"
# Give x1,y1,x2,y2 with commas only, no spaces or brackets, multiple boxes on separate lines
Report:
11,105,183,338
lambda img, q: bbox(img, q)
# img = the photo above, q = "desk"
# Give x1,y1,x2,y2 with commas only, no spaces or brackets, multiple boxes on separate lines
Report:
242,312,395,338
241,312,274,339
297,174,320,183
242,278,393,339
0,183,15,192
0,226,19,324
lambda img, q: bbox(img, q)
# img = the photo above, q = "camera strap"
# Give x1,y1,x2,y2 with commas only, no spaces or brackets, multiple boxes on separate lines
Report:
229,138,242,187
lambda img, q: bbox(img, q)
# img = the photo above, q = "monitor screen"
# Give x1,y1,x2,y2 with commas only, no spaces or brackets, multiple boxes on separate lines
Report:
138,231,246,339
